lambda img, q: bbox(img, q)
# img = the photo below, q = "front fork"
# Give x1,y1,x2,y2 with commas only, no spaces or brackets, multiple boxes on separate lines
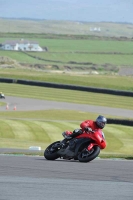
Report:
87,143,97,151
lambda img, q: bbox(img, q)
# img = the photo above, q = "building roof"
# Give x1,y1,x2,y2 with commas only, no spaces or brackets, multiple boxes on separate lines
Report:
2,39,38,45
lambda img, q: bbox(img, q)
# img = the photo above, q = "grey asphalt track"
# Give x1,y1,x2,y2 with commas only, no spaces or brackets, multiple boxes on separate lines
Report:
1,96,133,118
0,155,133,200
0,96,133,200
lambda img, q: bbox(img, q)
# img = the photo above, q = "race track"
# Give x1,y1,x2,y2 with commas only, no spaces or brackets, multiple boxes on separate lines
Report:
0,155,133,200
0,96,133,118
0,96,133,200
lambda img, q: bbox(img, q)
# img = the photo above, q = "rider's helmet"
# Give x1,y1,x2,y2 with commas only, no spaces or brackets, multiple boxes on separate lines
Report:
96,115,107,129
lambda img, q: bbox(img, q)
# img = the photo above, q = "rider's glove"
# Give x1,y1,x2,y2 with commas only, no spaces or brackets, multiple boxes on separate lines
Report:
73,129,82,134
84,127,92,132
65,135,72,140
62,131,72,139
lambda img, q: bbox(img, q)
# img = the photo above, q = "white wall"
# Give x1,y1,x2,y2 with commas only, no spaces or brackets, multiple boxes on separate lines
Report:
2,43,43,51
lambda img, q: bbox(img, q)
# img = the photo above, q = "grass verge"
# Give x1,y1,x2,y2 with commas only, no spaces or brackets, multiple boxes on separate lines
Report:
1,69,133,91
0,117,133,159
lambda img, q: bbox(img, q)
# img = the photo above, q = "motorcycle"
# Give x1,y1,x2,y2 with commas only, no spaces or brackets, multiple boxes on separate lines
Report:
44,128,106,163
0,93,5,99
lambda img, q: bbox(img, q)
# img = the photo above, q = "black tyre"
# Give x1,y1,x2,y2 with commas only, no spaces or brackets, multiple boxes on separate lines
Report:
44,141,60,160
78,145,100,163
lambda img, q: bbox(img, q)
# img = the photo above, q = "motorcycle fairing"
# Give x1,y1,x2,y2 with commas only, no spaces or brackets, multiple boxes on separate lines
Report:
74,138,93,157
57,138,92,158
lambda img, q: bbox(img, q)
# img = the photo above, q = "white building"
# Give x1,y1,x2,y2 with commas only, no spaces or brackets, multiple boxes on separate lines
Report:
90,27,101,32
1,39,43,51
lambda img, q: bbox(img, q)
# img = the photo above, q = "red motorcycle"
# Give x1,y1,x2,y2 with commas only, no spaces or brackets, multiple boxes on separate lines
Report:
44,129,106,163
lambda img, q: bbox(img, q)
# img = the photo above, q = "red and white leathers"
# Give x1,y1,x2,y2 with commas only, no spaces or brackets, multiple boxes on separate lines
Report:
76,120,105,139
64,120,105,140
80,120,99,130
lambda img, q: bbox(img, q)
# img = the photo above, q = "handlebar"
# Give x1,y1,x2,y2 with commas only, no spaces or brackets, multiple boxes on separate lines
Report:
85,130,95,134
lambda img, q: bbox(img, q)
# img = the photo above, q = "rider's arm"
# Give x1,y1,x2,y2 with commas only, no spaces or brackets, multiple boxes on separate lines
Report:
80,120,91,130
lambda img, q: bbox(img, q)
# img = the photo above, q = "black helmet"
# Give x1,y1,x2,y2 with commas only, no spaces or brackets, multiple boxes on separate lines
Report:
96,115,107,129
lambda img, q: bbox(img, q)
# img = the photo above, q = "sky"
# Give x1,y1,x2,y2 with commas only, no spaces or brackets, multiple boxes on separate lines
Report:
0,0,133,23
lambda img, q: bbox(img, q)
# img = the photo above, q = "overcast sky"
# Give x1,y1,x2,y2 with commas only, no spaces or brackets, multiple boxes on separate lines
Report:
0,0,133,23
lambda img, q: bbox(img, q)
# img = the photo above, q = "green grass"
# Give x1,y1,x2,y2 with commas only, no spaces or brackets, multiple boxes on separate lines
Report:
1,37,133,72
28,51,133,65
1,38,133,53
0,118,133,157
0,110,117,121
1,38,133,67
0,50,42,64
0,21,133,37
0,102,6,106
1,70,133,91
1,83,133,110
17,39,133,53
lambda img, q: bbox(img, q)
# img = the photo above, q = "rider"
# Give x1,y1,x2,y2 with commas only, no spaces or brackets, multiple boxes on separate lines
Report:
63,115,107,140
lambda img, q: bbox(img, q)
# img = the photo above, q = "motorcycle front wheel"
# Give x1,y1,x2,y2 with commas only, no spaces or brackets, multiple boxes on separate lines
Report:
78,145,100,163
44,141,61,160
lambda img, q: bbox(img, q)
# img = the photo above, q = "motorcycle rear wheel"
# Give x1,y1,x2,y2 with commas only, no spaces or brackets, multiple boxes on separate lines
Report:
44,141,60,160
78,146,100,163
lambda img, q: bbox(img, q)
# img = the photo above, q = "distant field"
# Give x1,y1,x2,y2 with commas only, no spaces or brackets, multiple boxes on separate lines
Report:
1,38,133,53
1,37,133,74
28,52,133,65
1,50,133,67
0,19,133,38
